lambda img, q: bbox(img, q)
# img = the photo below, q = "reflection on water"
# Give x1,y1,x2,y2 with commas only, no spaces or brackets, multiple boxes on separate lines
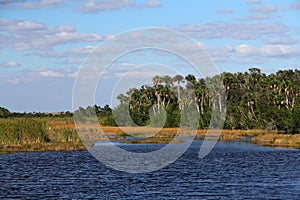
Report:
0,141,299,199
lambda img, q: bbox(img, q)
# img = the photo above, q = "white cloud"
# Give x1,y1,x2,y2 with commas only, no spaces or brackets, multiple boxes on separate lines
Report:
260,45,300,57
62,58,83,65
0,60,21,67
78,0,135,13
249,4,278,13
0,19,103,50
1,0,162,12
290,0,300,10
0,0,67,9
0,0,18,3
78,0,161,13
247,14,279,20
34,45,121,66
233,44,259,57
216,8,233,14
0,18,46,31
5,66,79,85
40,70,65,78
142,0,161,8
246,0,261,4
0,66,79,112
114,70,159,80
194,42,300,62
266,37,297,45
232,44,300,58
36,45,96,57
175,21,289,40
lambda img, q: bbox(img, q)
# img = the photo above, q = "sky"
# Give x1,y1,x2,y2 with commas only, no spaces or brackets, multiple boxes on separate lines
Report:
0,0,300,112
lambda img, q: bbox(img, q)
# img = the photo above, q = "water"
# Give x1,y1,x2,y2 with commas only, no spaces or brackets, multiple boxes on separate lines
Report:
0,141,299,199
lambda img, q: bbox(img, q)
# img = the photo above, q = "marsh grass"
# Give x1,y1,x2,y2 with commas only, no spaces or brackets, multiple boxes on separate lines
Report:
0,117,84,153
0,118,49,145
1,117,299,152
251,133,300,148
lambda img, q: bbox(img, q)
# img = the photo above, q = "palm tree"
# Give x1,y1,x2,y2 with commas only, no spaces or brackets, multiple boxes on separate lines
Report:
152,75,163,109
152,75,162,86
172,75,185,110
161,75,173,88
117,94,129,104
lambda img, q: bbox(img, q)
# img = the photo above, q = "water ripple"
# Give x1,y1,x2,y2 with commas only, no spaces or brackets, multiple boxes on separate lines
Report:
0,141,299,199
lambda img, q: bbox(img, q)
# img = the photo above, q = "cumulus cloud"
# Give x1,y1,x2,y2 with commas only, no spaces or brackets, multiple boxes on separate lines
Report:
0,19,103,50
1,0,162,12
247,14,279,20
196,43,300,62
78,0,135,13
34,45,122,67
142,0,161,8
246,0,261,4
230,44,300,58
0,0,67,9
78,0,161,13
0,66,79,112
216,8,233,14
175,21,288,40
0,60,21,67
290,0,300,10
62,58,83,65
249,4,278,13
6,66,79,85
40,70,65,78
36,45,96,57
266,36,297,45
0,18,45,31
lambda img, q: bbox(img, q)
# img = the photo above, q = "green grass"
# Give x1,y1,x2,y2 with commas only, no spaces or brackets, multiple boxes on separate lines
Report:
0,117,85,153
0,118,49,145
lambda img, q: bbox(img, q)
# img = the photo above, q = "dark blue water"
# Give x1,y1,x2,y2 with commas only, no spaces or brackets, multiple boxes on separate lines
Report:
0,141,299,199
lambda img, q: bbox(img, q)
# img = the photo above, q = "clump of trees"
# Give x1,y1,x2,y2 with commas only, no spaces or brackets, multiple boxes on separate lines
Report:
111,68,300,134
73,104,115,125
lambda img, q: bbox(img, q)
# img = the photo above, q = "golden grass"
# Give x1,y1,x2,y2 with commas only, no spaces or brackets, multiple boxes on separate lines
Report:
58,124,300,148
1,118,299,153
0,142,85,153
251,133,300,148
0,118,84,153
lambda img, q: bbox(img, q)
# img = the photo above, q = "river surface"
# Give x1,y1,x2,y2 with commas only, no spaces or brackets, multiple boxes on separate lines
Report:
0,141,299,199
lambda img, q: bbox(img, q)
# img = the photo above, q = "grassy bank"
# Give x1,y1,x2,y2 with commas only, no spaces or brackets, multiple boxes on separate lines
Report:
0,117,84,153
1,117,299,153
251,133,300,148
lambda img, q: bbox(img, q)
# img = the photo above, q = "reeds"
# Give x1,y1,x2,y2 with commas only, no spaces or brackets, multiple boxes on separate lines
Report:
0,118,49,145
1,116,299,152
0,117,86,153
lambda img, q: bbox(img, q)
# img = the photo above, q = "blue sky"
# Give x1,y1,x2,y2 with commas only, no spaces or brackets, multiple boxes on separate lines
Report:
0,0,300,112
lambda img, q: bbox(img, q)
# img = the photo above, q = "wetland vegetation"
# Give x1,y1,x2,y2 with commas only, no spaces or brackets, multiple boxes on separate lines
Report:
1,68,300,153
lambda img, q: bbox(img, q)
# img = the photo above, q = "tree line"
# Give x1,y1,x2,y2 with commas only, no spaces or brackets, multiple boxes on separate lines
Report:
109,68,300,133
0,107,73,118
2,68,300,134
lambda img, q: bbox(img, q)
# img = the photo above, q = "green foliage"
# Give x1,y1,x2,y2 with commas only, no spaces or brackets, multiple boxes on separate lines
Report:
0,118,49,145
148,106,167,127
113,103,136,126
0,107,10,118
164,106,180,128
113,69,300,133
62,129,80,142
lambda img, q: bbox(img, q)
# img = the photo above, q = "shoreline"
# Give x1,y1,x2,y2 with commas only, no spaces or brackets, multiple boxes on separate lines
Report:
0,142,86,154
1,126,299,154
